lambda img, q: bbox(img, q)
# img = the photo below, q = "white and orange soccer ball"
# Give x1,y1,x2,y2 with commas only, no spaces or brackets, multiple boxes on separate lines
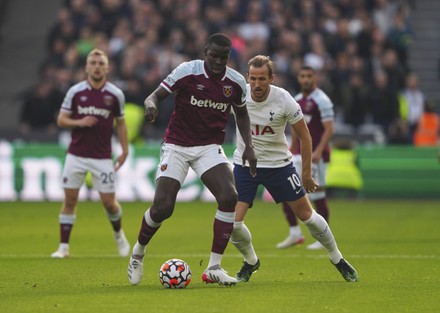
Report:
159,258,192,289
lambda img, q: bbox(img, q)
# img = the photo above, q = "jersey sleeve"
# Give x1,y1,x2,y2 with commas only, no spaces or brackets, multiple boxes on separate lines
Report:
106,82,126,118
114,87,126,118
226,68,247,108
160,61,193,93
314,90,334,121
236,77,247,107
60,85,78,113
285,92,304,125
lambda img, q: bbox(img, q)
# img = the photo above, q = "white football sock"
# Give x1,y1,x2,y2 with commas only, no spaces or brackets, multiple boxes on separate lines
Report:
231,222,258,265
207,252,222,269
59,213,76,225
132,241,146,257
303,210,342,264
58,243,69,251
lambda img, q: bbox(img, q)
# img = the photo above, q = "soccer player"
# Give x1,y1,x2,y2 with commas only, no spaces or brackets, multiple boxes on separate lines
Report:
127,33,257,286
230,56,358,282
51,48,130,258
276,65,335,250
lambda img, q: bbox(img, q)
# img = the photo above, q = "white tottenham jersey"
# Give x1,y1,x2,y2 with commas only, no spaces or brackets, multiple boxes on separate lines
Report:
234,84,303,168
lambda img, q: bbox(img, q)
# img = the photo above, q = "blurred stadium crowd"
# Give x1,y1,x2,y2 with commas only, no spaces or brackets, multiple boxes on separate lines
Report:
20,0,437,146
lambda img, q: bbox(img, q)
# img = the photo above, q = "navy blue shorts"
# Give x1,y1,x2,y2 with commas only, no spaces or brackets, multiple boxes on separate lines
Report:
233,163,306,208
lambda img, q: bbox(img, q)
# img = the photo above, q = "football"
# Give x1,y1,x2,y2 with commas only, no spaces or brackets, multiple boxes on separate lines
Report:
159,258,192,289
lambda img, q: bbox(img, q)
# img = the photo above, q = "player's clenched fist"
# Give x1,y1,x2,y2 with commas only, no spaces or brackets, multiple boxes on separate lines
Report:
144,105,158,123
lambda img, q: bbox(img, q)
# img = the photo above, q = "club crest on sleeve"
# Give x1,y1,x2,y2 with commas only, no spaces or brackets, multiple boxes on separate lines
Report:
223,86,232,98
160,164,168,171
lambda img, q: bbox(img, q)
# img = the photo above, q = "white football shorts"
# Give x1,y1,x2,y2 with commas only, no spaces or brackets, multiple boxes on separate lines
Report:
156,143,231,185
61,153,116,193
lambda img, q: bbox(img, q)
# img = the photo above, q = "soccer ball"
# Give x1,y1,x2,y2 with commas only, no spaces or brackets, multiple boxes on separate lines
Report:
159,258,192,289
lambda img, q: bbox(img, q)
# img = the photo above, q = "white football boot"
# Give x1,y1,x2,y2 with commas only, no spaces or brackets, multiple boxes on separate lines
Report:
276,235,305,249
128,255,144,285
306,241,324,250
202,266,237,286
51,244,69,258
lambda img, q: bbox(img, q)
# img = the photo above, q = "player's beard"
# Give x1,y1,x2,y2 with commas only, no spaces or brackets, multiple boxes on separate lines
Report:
302,83,313,94
91,74,105,84
252,87,269,102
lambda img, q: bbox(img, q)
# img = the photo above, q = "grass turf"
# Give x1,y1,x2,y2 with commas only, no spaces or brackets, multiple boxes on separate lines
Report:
0,199,439,313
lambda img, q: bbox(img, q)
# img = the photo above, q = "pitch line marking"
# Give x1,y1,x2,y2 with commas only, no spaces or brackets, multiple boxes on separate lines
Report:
0,253,438,259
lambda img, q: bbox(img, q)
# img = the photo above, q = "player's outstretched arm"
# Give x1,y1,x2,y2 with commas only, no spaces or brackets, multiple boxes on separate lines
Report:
143,86,169,123
234,105,257,176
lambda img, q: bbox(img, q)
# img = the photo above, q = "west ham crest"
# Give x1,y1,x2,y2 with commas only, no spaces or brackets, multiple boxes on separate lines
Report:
223,85,232,98
104,95,113,106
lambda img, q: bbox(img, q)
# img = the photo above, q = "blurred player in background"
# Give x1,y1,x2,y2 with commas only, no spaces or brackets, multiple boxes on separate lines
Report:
127,33,257,286
276,65,335,250
230,56,358,282
51,48,130,258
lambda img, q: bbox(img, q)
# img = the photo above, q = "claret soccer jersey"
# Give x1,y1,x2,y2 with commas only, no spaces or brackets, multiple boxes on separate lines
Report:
60,81,125,159
160,60,246,146
292,88,334,162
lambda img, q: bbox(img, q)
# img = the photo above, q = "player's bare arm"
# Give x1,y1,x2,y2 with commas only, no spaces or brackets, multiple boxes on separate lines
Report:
292,118,318,193
114,118,129,171
144,86,169,123
57,111,98,129
234,105,257,176
312,119,334,163
290,126,298,152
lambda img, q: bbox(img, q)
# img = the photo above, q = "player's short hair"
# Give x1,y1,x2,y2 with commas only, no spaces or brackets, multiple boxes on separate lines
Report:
205,33,232,50
87,48,108,63
247,55,275,77
300,65,316,73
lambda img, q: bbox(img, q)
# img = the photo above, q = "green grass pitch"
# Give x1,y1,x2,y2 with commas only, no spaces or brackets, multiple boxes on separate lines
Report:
1,199,439,313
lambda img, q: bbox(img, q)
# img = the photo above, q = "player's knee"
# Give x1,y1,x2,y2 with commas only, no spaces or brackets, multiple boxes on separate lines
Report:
63,198,77,212
216,190,238,209
150,203,174,223
101,199,119,213
102,200,116,211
